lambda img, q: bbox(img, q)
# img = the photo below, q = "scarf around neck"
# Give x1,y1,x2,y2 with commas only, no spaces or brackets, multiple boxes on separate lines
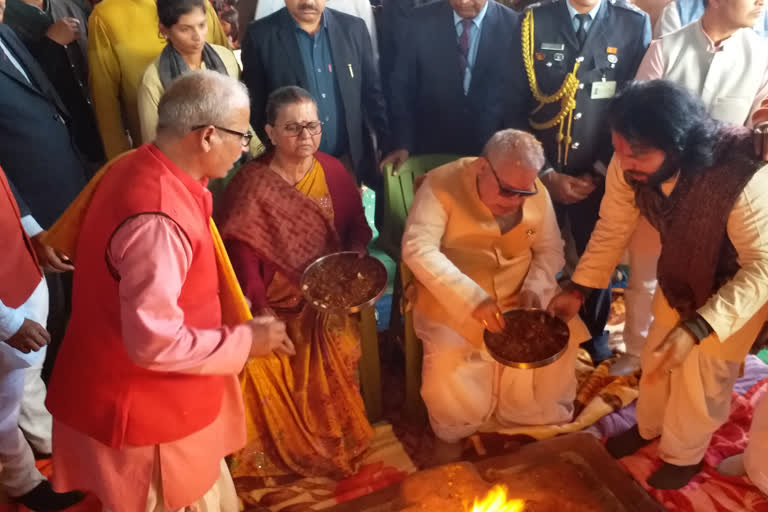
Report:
157,42,228,89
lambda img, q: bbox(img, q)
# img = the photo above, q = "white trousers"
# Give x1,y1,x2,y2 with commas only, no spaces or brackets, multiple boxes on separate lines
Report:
0,279,49,497
636,317,740,466
624,217,661,357
415,315,580,443
745,395,768,496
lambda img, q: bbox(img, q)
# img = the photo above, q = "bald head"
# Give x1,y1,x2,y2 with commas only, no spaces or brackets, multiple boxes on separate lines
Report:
156,69,250,139
482,129,545,176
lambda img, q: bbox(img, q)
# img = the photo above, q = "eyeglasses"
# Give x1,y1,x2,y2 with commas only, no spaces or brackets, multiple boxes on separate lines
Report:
192,125,253,148
486,159,539,197
282,121,324,137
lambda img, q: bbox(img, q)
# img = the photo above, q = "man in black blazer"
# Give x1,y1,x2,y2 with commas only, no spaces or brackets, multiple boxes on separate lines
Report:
382,0,522,169
241,0,389,189
0,17,87,229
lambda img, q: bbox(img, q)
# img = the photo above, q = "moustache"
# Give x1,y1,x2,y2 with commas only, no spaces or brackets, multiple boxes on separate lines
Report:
298,3,317,10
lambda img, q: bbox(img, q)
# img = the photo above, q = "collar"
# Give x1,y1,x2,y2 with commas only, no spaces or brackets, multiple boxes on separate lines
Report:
291,10,327,35
565,0,602,22
696,19,742,53
453,0,490,28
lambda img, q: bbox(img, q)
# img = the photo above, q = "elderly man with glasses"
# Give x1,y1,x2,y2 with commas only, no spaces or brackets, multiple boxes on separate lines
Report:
43,70,293,512
402,129,589,464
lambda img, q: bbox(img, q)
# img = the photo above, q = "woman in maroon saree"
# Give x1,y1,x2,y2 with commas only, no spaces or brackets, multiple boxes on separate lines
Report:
216,86,374,479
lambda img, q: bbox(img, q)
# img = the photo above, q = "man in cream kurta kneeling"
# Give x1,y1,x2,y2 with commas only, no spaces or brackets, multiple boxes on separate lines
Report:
548,80,768,491
402,129,589,462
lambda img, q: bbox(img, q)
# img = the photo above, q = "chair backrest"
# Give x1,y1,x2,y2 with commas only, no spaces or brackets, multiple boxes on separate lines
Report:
379,154,462,259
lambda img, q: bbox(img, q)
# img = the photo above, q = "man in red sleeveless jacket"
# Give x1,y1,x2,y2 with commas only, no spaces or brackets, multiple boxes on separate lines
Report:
46,70,294,511
0,166,82,509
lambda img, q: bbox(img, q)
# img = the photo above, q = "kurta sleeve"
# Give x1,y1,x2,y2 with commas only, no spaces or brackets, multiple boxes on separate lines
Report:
697,166,768,341
109,214,252,375
88,12,131,159
136,63,163,143
634,40,665,81
402,177,489,321
571,155,641,289
0,299,24,341
520,185,565,306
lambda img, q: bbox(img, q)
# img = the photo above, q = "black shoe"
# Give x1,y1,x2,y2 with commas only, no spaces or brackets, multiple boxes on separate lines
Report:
13,481,85,511
605,425,655,459
583,331,614,364
647,461,704,490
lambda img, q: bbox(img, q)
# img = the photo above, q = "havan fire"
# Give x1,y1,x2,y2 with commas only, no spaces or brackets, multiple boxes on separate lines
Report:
470,485,525,512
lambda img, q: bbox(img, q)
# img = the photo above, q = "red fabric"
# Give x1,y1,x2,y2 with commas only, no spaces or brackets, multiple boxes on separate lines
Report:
220,152,371,312
45,144,227,449
0,167,41,308
616,380,768,511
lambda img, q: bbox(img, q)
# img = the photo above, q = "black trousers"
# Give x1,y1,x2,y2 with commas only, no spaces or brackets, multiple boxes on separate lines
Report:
556,183,613,361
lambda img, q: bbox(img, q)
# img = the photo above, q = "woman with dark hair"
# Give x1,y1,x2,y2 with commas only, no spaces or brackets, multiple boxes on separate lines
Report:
549,80,768,490
137,0,260,154
218,7,239,49
216,86,374,479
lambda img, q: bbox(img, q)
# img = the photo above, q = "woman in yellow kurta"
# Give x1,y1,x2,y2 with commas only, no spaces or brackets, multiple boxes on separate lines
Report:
216,86,374,479
137,0,260,156
88,0,228,159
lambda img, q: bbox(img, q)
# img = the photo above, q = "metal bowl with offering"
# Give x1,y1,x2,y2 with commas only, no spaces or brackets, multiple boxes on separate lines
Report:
300,251,388,313
483,308,570,369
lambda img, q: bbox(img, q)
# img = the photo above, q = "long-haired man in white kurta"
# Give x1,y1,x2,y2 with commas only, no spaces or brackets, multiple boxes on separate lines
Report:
549,80,768,491
402,129,589,463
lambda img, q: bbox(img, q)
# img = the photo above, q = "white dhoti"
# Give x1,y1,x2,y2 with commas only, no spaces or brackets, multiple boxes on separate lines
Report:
745,395,768,496
415,314,582,443
624,217,661,357
143,457,237,512
636,307,741,466
0,278,49,497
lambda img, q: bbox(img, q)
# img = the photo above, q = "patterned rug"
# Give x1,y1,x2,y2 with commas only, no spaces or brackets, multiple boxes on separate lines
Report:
235,423,416,511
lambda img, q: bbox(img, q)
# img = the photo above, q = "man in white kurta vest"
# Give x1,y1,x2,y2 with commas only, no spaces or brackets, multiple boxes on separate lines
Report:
610,0,768,376
548,81,768,490
402,129,589,462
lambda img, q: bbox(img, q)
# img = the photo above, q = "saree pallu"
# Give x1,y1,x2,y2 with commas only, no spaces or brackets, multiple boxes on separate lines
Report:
223,158,373,479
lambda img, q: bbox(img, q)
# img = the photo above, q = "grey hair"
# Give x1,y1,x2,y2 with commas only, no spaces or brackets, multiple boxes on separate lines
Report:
156,69,250,138
482,129,545,172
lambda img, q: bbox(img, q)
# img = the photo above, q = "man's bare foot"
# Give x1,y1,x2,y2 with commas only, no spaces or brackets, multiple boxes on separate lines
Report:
427,438,464,468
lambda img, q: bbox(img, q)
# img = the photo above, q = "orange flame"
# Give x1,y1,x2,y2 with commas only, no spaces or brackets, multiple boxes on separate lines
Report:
470,485,525,512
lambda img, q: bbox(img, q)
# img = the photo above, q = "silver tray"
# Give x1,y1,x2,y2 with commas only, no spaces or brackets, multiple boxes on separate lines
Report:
300,251,387,314
483,308,569,369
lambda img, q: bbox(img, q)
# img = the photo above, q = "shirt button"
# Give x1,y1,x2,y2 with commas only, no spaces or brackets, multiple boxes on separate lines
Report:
317,68,321,72
325,116,330,121
321,93,326,98
574,112,582,120
578,83,585,90
571,142,580,150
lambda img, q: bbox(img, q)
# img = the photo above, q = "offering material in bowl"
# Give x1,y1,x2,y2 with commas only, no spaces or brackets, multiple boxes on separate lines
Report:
483,309,569,368
301,252,387,312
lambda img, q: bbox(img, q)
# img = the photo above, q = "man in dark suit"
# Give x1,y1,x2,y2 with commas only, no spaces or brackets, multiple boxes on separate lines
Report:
0,13,87,229
383,0,522,168
508,0,651,365
241,0,389,190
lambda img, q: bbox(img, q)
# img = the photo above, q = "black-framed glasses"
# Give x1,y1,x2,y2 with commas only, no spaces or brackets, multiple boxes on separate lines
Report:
192,125,253,148
282,121,324,137
486,158,539,197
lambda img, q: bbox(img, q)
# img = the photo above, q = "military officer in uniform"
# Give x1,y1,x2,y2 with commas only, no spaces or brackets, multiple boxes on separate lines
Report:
508,0,651,364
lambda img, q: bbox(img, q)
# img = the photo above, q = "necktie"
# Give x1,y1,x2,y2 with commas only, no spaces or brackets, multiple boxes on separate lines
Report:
575,13,590,48
458,19,473,80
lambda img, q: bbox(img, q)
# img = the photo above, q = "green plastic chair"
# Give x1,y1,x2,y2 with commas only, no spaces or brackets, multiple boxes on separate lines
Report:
379,154,461,421
379,154,463,260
